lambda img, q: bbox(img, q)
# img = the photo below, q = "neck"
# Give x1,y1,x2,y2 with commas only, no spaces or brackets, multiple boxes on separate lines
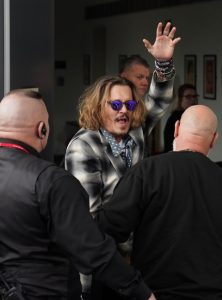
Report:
115,136,122,143
173,140,208,156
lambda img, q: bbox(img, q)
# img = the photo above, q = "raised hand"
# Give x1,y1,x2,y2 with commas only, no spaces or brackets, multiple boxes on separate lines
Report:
143,22,181,61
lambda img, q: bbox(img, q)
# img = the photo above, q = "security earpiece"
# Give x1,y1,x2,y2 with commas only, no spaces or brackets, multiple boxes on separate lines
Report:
41,124,47,136
37,122,47,139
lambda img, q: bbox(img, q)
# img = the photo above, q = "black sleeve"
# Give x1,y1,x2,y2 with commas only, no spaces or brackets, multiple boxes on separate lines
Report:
97,164,145,243
37,168,152,299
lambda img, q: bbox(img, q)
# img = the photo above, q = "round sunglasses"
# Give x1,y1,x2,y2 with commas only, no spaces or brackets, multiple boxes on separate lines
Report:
107,99,138,111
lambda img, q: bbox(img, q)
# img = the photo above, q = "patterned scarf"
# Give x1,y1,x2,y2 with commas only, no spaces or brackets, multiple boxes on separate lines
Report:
101,128,134,168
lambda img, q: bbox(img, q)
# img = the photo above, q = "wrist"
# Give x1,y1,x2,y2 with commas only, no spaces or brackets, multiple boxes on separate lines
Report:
155,58,174,73
154,58,175,82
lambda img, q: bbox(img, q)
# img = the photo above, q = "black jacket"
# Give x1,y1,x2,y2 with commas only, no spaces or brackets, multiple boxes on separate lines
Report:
98,151,222,299
0,138,150,299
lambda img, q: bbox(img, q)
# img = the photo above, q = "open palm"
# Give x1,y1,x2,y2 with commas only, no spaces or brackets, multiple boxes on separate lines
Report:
143,22,181,61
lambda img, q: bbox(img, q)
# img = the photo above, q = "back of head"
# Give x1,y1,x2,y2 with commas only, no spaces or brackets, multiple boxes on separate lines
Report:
0,89,49,151
174,105,218,155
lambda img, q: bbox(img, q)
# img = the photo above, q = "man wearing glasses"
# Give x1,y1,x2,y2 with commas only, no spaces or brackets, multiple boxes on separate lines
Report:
65,21,181,300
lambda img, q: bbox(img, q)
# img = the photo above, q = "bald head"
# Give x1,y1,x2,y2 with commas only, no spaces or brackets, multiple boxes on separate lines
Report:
180,105,218,135
174,105,218,155
0,89,49,151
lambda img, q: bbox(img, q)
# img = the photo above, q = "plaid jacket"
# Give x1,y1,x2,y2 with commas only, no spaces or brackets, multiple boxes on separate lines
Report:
65,74,174,216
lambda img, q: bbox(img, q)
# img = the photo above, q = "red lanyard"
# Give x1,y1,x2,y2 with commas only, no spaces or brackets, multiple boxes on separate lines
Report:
0,142,29,154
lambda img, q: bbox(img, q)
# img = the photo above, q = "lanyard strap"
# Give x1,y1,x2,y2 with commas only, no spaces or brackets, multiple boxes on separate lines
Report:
0,143,29,154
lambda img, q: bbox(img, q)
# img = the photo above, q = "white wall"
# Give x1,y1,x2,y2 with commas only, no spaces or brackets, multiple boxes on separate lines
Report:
55,1,222,162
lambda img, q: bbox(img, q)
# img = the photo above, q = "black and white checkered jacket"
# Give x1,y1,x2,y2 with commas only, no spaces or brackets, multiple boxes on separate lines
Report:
65,74,174,216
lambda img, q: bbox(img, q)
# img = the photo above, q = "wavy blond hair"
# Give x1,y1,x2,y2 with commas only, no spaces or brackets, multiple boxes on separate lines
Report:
79,74,147,130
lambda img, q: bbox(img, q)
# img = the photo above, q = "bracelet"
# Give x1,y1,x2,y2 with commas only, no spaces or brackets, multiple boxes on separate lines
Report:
154,67,175,82
155,58,173,66
155,58,174,74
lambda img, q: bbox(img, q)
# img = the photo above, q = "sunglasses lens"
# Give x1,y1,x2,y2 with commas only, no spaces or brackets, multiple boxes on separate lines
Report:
108,100,137,111
126,100,137,111
110,100,122,111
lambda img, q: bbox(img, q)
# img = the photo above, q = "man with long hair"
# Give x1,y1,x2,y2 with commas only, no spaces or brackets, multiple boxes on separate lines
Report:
65,21,181,300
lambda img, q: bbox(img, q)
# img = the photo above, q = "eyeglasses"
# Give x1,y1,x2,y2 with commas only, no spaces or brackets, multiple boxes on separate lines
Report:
107,100,138,111
183,94,199,99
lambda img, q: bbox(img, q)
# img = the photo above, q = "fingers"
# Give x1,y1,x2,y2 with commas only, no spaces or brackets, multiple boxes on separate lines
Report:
168,26,176,39
156,22,163,37
142,38,152,50
163,22,172,35
161,21,181,44
172,36,182,46
144,22,181,53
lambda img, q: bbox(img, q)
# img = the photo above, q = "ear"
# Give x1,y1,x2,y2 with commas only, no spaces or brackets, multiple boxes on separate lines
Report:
174,120,180,138
37,121,47,139
210,132,219,149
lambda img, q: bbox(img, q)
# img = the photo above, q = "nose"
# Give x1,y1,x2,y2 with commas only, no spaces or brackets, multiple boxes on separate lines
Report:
119,103,127,113
141,77,148,84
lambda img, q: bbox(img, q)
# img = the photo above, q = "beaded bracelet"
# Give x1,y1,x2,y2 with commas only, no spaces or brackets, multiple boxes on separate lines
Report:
154,58,175,81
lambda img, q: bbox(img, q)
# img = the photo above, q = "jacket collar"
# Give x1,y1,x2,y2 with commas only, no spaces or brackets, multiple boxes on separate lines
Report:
99,127,144,177
0,138,40,157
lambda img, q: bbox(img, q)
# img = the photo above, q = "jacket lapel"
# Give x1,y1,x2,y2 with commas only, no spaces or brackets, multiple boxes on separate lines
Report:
99,127,144,177
129,127,144,164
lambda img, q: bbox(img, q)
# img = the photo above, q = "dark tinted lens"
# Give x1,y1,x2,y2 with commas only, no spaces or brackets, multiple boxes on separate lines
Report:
110,100,123,111
125,100,137,111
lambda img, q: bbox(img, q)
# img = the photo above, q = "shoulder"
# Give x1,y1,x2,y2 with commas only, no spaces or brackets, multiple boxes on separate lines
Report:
65,128,105,163
68,128,102,147
38,160,81,189
129,126,143,141
135,152,174,172
21,154,77,191
23,154,55,175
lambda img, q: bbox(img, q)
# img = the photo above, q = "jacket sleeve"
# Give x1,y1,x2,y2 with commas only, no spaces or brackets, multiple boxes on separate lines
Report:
65,137,103,216
143,70,175,135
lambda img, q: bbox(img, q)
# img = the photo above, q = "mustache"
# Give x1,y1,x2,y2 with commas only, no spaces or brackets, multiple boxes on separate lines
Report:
115,115,129,122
